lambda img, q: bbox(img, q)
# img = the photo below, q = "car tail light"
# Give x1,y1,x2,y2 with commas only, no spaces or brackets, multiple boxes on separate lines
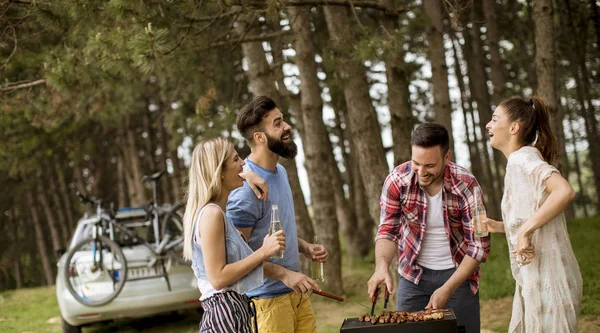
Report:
185,299,201,305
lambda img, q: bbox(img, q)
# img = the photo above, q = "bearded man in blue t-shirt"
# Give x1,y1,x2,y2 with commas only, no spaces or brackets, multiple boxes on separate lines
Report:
227,95,328,333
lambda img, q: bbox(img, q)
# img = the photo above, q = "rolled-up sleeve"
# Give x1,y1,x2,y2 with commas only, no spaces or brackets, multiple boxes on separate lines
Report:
466,235,490,262
226,185,261,229
376,173,402,243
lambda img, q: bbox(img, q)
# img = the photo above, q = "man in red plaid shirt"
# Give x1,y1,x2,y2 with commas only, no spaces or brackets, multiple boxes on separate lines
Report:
367,123,490,333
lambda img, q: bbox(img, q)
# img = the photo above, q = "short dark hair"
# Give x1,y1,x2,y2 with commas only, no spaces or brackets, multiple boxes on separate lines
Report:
410,123,450,155
236,96,277,141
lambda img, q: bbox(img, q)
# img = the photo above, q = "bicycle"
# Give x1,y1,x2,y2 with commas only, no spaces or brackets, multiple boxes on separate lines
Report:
63,171,184,307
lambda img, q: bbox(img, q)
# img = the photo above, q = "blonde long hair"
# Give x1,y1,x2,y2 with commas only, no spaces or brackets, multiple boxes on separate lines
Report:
183,137,234,261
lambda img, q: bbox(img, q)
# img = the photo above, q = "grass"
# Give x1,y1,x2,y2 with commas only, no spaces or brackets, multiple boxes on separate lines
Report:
479,216,600,316
0,287,62,333
1,217,599,333
0,287,201,333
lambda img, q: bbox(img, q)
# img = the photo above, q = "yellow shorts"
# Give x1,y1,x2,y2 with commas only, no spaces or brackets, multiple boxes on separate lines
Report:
252,292,317,333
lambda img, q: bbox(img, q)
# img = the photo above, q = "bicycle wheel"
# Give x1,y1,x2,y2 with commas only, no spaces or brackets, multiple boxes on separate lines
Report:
63,235,128,307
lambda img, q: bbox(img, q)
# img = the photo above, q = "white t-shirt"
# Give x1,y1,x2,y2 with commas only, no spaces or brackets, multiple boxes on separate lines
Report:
416,188,455,270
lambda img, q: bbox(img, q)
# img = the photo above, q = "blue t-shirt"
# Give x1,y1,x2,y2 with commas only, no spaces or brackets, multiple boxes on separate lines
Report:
226,159,300,299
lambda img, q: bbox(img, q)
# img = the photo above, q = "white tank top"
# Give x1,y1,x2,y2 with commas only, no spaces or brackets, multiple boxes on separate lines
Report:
416,189,455,270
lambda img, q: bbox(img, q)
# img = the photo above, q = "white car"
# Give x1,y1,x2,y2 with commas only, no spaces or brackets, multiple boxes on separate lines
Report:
56,208,201,333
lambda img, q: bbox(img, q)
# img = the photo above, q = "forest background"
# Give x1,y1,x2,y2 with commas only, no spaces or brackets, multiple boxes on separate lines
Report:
0,0,599,311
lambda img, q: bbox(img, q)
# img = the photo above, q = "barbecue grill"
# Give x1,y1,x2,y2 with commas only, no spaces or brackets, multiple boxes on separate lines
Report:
339,308,458,333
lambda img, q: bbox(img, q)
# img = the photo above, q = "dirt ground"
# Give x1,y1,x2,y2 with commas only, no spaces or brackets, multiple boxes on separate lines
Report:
480,297,600,333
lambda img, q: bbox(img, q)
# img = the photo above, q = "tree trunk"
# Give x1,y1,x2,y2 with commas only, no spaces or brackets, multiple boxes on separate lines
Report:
326,77,372,259
11,209,23,288
590,0,600,56
143,110,172,205
469,2,507,185
159,115,183,202
379,0,413,166
562,0,600,213
36,173,65,256
74,164,88,195
531,0,568,170
450,34,485,185
323,5,389,224
48,174,71,244
329,151,366,262
121,118,147,206
506,0,537,92
423,0,454,152
235,11,314,275
483,0,506,105
26,192,54,285
54,157,76,232
349,139,375,251
335,90,375,253
157,115,176,203
289,6,343,292
117,156,129,207
461,23,502,219
142,111,157,172
532,0,573,218
566,106,589,217
169,151,184,202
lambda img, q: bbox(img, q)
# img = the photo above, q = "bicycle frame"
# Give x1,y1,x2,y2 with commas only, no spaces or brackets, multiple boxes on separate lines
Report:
79,207,181,266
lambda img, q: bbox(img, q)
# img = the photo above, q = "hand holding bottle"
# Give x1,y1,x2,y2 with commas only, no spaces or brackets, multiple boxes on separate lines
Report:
260,230,286,258
311,236,325,283
269,204,285,259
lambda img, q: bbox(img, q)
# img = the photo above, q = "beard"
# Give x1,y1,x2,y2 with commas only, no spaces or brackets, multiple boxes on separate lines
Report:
266,131,298,159
417,165,445,188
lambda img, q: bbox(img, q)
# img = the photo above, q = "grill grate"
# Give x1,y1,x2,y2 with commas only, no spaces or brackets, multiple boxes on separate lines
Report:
340,309,458,333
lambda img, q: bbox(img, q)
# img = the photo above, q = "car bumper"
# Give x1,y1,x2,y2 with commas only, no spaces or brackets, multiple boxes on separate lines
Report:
58,272,201,327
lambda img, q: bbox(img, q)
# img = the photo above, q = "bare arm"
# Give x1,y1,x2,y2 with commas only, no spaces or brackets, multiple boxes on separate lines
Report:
238,227,253,242
375,239,397,273
483,218,505,233
515,173,575,265
367,239,396,299
200,207,284,290
263,260,321,294
521,172,575,236
298,237,310,256
298,237,328,262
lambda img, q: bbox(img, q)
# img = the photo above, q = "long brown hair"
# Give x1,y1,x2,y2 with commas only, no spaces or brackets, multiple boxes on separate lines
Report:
498,96,558,164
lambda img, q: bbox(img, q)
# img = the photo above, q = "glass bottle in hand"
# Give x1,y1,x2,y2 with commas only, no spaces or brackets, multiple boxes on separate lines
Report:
269,204,284,259
311,236,325,283
472,187,489,237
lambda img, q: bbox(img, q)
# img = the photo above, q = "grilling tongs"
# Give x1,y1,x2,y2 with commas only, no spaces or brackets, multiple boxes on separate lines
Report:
370,285,391,316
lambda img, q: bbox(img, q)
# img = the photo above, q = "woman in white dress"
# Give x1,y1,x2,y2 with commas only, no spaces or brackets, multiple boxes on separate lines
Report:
483,96,583,333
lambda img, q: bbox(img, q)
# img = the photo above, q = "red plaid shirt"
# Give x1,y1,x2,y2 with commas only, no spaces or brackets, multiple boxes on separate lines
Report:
377,161,491,294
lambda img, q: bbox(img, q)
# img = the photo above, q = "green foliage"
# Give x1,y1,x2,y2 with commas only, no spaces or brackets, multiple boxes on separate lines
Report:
478,233,516,300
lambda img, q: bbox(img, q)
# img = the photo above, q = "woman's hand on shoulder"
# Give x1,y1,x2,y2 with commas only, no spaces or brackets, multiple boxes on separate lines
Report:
239,170,268,201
